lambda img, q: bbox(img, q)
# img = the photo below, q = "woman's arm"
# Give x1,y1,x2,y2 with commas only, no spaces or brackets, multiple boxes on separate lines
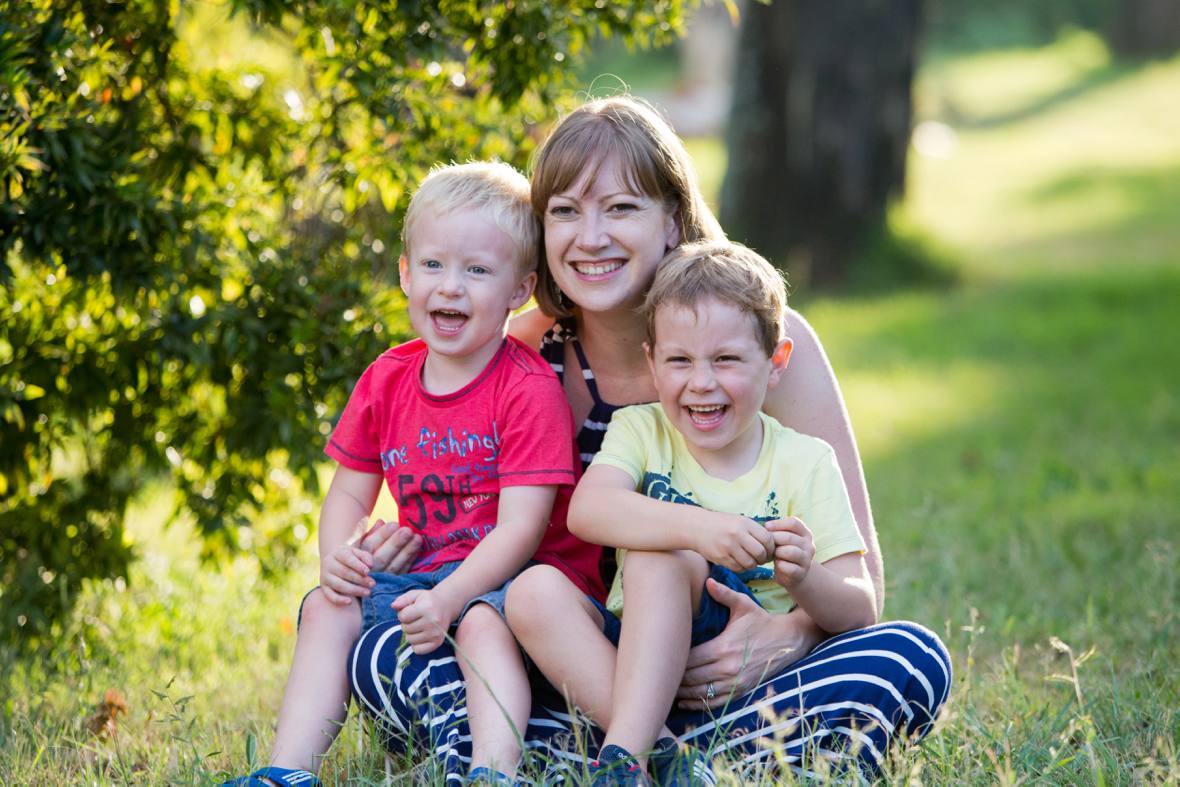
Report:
764,307,883,614
507,306,555,349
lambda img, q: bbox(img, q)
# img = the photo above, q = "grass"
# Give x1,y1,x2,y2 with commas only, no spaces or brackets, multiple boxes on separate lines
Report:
4,32,1180,785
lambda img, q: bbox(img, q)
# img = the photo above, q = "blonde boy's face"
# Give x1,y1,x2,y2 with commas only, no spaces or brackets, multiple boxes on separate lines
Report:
646,297,790,471
400,207,535,375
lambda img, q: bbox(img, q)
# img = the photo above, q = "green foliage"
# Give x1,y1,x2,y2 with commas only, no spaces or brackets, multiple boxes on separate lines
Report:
0,0,690,644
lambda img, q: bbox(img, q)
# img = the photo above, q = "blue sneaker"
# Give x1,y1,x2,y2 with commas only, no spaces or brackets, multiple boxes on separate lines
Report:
589,744,649,786
221,767,321,786
649,737,716,787
466,766,518,785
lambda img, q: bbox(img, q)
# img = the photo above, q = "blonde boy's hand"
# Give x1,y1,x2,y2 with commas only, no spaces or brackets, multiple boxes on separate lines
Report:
320,544,376,605
766,517,816,588
393,588,459,654
358,519,423,575
695,513,776,572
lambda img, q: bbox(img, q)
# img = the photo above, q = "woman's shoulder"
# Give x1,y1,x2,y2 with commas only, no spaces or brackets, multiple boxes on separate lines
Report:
764,306,841,435
507,307,556,350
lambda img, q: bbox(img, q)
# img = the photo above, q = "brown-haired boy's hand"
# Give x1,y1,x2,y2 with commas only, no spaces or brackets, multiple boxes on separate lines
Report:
694,512,776,572
766,516,816,588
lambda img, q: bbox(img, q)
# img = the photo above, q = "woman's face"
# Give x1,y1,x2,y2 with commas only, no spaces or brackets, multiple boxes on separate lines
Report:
543,155,680,317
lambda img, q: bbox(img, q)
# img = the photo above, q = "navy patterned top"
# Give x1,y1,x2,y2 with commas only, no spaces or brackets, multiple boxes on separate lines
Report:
538,317,619,470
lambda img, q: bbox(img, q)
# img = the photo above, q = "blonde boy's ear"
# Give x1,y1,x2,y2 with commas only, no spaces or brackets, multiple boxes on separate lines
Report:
768,338,793,386
508,270,537,311
398,255,410,296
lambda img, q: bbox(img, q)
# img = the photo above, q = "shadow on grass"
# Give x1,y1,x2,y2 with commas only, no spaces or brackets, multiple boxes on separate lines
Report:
947,60,1143,129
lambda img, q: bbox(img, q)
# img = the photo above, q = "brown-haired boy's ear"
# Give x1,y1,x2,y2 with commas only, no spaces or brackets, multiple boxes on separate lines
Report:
768,338,794,386
398,254,410,297
644,340,657,379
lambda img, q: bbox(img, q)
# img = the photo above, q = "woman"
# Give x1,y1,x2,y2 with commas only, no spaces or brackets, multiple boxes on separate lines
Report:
350,97,951,780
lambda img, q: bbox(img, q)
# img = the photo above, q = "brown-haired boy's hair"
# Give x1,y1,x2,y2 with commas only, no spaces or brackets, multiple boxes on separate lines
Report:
642,241,787,356
529,96,725,317
403,161,539,276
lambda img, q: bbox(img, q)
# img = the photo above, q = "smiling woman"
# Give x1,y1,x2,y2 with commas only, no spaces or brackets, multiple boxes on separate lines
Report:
348,96,951,782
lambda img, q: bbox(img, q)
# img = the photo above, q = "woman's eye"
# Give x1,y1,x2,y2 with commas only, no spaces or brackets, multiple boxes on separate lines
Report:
548,204,575,218
609,202,638,214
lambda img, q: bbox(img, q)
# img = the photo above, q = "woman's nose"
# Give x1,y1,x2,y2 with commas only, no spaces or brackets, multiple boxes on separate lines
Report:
575,211,608,251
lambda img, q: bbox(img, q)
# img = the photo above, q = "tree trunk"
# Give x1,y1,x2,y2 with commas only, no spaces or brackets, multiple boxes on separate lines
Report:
1107,0,1180,58
721,0,923,287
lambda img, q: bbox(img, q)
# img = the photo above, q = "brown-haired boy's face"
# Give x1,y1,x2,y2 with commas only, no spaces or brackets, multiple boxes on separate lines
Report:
645,298,788,473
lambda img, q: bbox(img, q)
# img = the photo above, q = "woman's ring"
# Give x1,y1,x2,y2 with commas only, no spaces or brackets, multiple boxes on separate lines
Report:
705,682,716,701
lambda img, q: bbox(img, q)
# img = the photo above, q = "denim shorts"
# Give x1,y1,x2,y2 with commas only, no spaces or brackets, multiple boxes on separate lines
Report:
592,563,763,647
360,560,516,631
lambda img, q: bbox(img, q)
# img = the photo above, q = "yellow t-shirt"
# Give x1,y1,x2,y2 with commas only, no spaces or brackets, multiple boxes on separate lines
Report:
592,403,865,615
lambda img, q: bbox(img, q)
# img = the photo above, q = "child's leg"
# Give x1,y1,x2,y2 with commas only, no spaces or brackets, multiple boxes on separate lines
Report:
268,588,363,773
505,564,620,725
603,549,709,766
454,604,531,776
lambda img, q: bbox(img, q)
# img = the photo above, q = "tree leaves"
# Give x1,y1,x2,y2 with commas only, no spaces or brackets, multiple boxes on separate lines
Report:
0,0,691,646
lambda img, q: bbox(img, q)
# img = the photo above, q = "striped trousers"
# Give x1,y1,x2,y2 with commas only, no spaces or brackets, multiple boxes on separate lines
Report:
349,620,951,781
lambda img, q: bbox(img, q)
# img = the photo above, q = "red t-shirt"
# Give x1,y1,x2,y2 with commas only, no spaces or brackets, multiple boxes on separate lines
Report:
326,336,604,600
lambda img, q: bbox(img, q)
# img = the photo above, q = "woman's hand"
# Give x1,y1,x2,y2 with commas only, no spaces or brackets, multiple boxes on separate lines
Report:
676,578,820,710
359,518,422,575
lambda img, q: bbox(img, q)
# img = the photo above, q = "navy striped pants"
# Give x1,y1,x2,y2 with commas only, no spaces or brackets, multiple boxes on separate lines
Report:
349,620,951,781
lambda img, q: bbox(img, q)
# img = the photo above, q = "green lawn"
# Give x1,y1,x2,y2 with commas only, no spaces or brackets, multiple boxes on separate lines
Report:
3,33,1179,785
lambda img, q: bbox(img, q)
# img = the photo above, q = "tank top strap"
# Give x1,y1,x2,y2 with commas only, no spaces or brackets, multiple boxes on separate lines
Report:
567,334,606,408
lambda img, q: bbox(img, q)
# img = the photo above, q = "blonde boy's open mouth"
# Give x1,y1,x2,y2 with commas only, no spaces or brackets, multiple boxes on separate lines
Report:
431,309,468,334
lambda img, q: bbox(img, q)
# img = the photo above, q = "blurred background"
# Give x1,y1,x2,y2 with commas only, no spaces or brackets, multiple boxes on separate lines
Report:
2,0,1177,782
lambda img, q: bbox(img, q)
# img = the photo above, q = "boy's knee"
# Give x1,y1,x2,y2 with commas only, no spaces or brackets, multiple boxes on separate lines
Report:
623,549,707,588
505,564,576,634
455,603,507,646
300,587,362,634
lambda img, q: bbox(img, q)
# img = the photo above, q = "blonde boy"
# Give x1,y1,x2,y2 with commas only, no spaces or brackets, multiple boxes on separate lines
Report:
226,163,600,787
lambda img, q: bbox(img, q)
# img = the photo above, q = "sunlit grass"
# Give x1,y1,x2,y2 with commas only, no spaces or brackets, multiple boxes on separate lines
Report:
909,35,1180,278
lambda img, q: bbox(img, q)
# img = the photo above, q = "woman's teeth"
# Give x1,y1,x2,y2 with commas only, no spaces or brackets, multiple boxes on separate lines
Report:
574,261,623,276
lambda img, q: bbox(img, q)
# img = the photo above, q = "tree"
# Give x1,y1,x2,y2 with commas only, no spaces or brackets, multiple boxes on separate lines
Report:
0,0,689,644
1106,0,1180,57
720,0,923,286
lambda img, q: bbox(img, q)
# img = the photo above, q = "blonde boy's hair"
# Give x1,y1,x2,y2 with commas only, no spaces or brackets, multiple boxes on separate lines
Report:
530,96,725,317
643,241,787,357
403,161,539,276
